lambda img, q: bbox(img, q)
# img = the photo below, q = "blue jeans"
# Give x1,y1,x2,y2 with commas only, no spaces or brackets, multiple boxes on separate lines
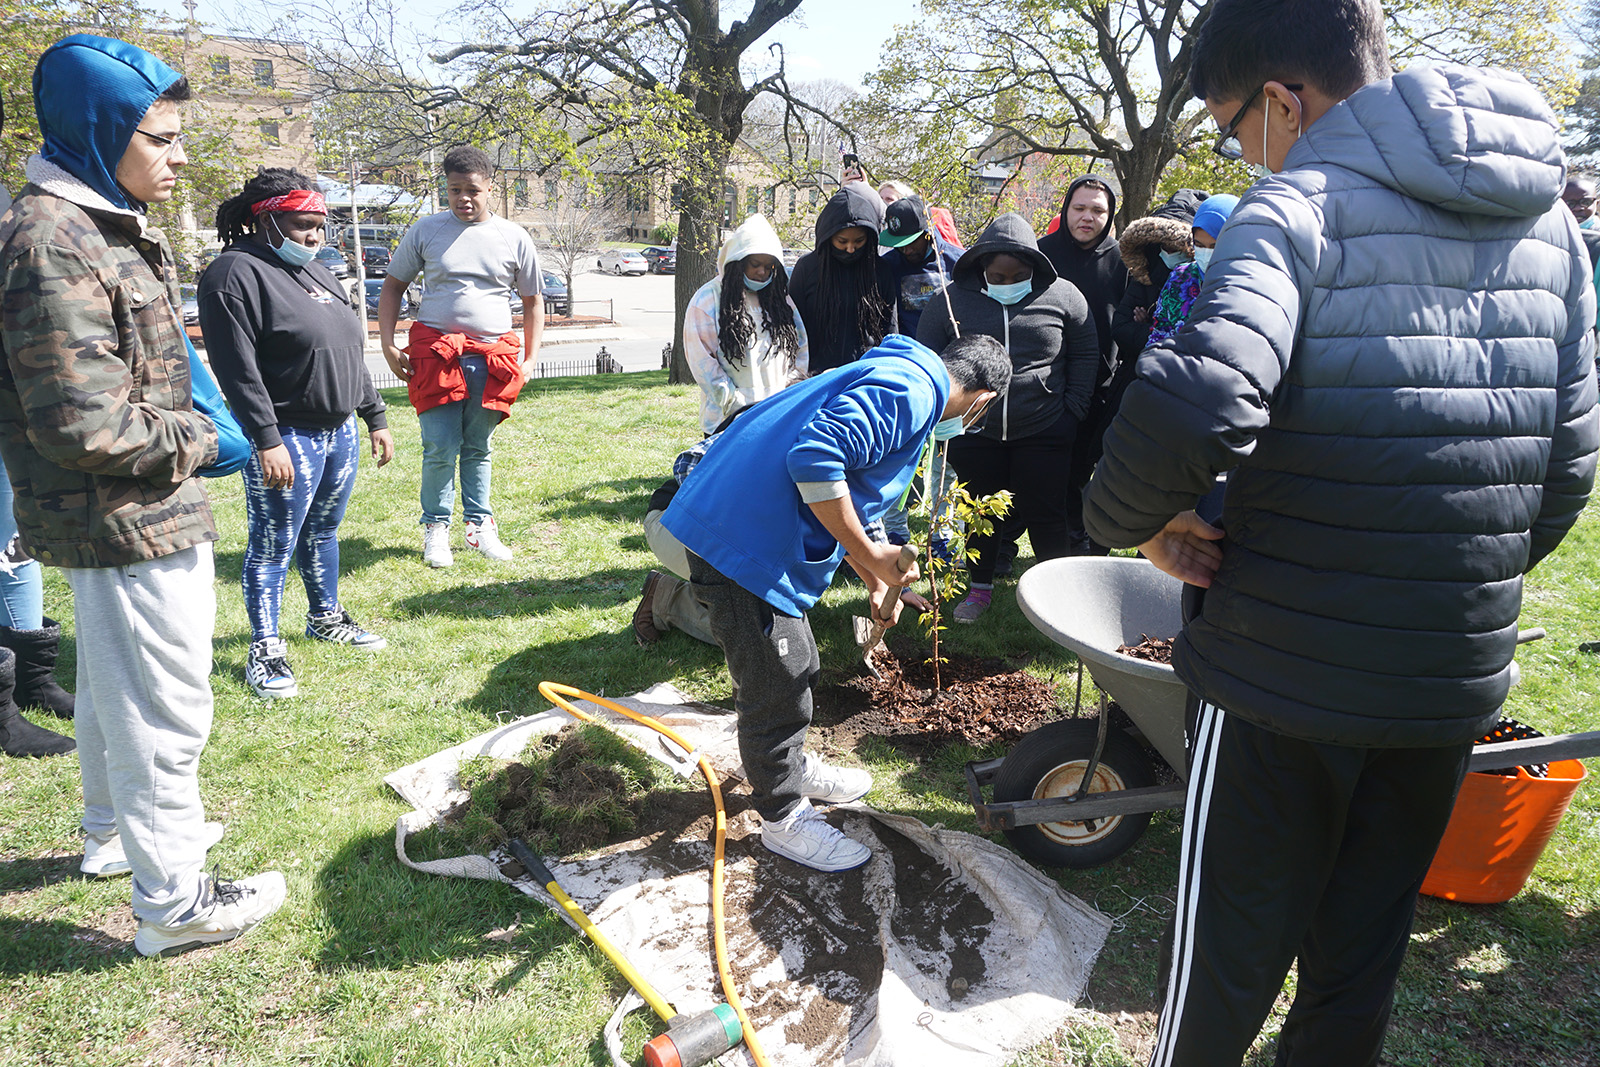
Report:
242,418,360,642
418,354,500,526
0,452,44,630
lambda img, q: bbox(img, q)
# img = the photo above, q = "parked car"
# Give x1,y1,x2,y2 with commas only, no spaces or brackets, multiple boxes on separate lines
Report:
507,272,572,319
598,249,648,275
364,277,419,319
640,246,676,274
359,245,391,278
179,283,199,326
314,245,350,279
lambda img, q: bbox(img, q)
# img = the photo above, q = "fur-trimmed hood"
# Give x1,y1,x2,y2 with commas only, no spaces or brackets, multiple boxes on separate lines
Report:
1118,216,1193,286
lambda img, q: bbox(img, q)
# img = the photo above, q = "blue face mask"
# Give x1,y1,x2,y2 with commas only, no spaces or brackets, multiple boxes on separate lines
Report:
1192,247,1214,271
744,273,772,291
1582,216,1598,231
268,214,317,268
985,279,1032,306
932,416,965,441
1160,249,1189,270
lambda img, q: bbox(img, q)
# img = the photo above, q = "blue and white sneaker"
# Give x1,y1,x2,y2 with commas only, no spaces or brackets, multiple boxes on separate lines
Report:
305,608,387,651
245,637,297,699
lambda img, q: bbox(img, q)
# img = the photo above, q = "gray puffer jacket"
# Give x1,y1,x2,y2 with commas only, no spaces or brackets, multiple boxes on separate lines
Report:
1086,63,1599,748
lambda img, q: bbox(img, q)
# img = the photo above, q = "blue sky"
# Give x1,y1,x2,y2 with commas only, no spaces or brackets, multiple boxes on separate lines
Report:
154,0,917,93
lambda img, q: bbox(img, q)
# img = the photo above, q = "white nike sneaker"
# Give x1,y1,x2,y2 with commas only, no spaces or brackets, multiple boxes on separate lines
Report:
760,800,871,872
799,751,873,804
82,821,227,878
464,517,513,561
422,522,453,568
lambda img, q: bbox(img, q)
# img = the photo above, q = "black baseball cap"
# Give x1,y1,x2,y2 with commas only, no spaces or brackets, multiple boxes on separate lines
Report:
880,196,931,248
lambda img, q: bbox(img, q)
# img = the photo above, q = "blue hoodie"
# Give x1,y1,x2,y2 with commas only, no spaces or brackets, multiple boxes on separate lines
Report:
33,34,182,213
662,335,950,616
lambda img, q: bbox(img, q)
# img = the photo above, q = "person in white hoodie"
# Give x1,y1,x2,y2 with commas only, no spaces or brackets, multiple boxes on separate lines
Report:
682,214,809,435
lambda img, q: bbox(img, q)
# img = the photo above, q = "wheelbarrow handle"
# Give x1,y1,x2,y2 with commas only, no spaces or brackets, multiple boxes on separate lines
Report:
1515,627,1545,645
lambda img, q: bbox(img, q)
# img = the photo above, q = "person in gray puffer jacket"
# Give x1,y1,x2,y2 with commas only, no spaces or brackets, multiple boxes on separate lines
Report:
918,212,1099,622
1086,2,1599,1065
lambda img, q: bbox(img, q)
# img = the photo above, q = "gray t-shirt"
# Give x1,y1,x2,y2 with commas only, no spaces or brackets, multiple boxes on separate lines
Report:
388,211,542,339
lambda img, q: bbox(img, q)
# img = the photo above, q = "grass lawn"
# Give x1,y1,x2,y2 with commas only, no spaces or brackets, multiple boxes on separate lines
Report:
1,371,1596,1066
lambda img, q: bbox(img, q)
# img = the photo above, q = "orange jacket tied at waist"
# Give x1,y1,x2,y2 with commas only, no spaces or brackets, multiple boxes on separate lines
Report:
406,322,524,418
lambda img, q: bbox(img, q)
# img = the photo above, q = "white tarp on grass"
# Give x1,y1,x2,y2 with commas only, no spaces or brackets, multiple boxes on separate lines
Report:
384,684,1113,1067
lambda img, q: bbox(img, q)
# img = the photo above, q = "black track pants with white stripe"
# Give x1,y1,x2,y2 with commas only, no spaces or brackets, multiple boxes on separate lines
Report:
1149,700,1472,1067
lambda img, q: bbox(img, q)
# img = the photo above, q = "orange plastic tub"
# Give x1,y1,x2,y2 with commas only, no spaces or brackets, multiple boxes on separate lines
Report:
1421,759,1587,904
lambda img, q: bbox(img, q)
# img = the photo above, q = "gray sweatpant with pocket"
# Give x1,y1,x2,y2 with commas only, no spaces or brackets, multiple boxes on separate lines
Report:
67,543,218,926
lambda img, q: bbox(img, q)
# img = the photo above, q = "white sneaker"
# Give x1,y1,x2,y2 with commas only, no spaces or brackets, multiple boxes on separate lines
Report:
422,522,453,568
305,607,387,651
464,518,513,561
800,751,873,805
133,869,287,957
245,637,297,699
760,799,871,872
81,822,226,878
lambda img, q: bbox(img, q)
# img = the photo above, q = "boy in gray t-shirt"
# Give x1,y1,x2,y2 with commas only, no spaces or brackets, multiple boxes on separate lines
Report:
379,146,544,567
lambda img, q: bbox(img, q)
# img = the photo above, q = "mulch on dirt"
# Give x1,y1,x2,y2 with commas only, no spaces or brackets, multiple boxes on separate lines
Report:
1116,635,1174,663
812,635,1064,753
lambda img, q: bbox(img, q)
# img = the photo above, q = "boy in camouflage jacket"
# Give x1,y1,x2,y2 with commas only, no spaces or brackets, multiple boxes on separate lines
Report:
0,35,285,956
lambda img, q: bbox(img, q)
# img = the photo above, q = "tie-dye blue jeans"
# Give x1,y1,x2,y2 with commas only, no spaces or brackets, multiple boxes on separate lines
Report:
242,416,360,641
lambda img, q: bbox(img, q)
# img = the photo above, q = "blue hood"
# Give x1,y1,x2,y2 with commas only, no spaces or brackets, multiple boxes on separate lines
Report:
33,35,182,213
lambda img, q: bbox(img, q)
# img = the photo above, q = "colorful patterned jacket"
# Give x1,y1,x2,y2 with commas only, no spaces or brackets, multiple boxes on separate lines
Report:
0,157,218,567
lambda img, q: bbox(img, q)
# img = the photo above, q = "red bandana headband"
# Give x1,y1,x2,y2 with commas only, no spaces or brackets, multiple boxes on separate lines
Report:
250,189,327,216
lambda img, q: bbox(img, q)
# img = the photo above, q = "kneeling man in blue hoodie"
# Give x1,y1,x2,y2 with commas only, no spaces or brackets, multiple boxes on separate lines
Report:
662,333,1009,871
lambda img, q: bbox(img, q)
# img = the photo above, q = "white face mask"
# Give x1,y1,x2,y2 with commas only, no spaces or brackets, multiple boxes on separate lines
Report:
1255,90,1303,178
1192,247,1214,271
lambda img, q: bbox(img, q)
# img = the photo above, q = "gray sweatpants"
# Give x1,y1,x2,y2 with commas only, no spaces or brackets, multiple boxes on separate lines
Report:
67,544,218,926
644,509,716,645
687,551,817,822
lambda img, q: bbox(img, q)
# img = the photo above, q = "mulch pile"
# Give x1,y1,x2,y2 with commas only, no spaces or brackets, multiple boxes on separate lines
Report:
813,636,1062,752
1116,635,1174,663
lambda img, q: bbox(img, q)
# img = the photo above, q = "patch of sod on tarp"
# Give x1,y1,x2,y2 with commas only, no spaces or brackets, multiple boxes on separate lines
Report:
406,723,664,861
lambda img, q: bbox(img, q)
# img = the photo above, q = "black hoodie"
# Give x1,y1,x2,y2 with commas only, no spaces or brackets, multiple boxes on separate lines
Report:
1035,175,1128,369
198,240,386,449
1112,188,1208,358
789,184,899,373
915,212,1099,439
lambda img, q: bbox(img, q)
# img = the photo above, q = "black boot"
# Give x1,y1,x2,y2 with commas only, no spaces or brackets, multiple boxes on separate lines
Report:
0,648,74,758
0,616,74,719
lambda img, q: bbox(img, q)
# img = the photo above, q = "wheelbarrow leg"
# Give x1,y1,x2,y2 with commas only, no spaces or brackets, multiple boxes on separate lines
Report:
1069,690,1115,832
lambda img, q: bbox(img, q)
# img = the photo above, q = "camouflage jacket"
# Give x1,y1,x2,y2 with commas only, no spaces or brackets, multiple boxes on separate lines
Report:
0,157,218,567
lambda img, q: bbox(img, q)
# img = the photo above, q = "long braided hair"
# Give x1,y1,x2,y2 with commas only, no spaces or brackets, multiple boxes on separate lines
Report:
215,167,319,245
716,258,801,370
810,242,891,359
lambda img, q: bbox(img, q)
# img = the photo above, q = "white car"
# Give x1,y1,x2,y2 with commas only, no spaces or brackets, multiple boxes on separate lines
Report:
599,249,649,275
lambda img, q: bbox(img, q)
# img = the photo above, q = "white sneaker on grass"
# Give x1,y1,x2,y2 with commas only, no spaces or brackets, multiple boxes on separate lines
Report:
422,522,453,568
81,821,226,878
133,869,287,957
800,752,873,805
245,637,297,699
305,607,387,651
760,799,870,872
464,517,513,561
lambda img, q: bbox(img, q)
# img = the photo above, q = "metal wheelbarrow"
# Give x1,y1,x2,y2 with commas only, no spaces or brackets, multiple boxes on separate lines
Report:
964,557,1188,869
965,556,1600,871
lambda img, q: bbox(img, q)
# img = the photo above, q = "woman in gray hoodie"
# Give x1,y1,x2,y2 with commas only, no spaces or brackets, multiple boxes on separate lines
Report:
917,212,1100,623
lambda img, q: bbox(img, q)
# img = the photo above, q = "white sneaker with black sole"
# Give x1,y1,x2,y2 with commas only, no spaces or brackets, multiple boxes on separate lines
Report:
305,607,387,651
760,799,871,872
245,637,297,699
133,869,287,957
81,821,226,878
799,752,873,805
464,518,513,561
422,522,453,568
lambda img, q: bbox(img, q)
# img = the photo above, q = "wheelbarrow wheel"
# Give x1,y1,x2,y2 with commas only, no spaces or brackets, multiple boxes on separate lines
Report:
994,719,1157,869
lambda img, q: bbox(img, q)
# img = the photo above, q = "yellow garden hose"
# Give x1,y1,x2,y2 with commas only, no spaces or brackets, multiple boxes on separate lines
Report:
537,682,773,1067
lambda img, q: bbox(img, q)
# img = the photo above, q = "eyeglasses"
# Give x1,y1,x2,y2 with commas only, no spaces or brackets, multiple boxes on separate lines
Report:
1564,196,1596,208
1213,83,1303,160
135,128,184,154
